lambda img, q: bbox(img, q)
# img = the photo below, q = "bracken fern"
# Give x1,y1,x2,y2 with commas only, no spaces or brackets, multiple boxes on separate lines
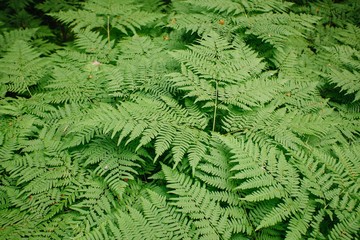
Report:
0,0,359,239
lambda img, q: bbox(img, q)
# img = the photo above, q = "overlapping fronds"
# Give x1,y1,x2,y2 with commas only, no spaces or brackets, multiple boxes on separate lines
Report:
0,0,359,239
0,40,49,94
50,0,162,34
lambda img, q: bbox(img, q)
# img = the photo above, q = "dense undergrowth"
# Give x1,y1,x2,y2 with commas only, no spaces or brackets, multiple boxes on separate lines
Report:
0,0,359,239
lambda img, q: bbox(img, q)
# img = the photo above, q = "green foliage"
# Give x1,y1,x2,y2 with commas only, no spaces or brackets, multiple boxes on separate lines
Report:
49,0,163,35
1,0,359,239
0,40,50,95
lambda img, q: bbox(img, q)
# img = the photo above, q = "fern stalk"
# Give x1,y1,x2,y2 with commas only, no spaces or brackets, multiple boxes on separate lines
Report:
212,80,219,132
107,15,111,50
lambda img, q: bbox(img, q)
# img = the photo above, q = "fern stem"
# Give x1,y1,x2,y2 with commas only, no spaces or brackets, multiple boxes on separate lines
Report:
107,15,111,50
26,86,32,97
212,80,219,132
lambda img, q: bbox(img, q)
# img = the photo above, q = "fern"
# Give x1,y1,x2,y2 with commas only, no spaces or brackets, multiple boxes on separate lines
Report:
50,0,162,34
162,164,252,239
317,45,360,102
235,12,319,50
1,0,360,239
168,32,275,131
108,189,195,240
216,133,360,239
74,28,117,60
0,28,38,53
334,24,360,49
0,40,49,95
64,95,209,173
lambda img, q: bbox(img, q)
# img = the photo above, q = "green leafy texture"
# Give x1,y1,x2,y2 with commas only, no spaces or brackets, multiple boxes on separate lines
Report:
168,0,293,36
36,0,82,12
234,12,319,50
50,0,162,35
168,32,281,132
0,40,49,95
296,0,360,27
215,133,360,239
107,35,178,100
163,164,252,239
0,0,42,29
317,45,360,102
65,95,209,173
99,189,195,240
183,0,247,15
45,57,110,104
74,27,118,61
334,24,360,50
0,28,38,54
195,135,237,192
1,0,360,239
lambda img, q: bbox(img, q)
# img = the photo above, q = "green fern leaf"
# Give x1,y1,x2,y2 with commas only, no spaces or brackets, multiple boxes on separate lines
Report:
0,40,49,94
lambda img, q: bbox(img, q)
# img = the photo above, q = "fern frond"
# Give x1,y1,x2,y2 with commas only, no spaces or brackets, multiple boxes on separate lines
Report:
50,9,102,32
45,61,110,104
107,37,175,100
288,145,360,239
74,28,117,61
247,0,293,13
334,24,360,50
0,40,49,94
316,45,360,102
235,12,319,50
168,31,273,131
195,139,235,191
0,28,38,53
184,0,246,15
221,74,282,110
285,200,316,240
50,0,162,34
328,68,360,101
162,164,252,238
73,137,142,198
306,0,360,27
140,189,194,239
328,208,360,240
64,95,209,171
167,13,219,35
